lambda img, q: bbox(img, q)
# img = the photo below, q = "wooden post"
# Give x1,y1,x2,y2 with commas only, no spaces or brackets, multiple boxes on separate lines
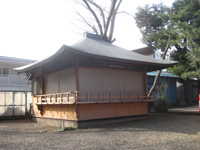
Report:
87,92,89,102
55,95,57,103
138,93,140,100
75,92,78,102
145,65,148,93
67,93,69,102
99,93,101,102
129,92,132,101
49,95,52,103
41,77,45,95
154,92,156,100
60,94,63,103
75,56,79,92
120,92,122,101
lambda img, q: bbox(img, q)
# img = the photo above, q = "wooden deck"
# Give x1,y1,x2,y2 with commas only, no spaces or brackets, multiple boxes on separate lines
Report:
36,91,156,105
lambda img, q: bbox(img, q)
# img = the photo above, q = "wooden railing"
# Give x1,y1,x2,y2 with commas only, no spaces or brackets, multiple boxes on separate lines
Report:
36,91,156,105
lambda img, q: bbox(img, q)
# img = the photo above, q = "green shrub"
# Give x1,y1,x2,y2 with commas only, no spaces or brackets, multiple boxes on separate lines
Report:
154,95,168,112
154,80,168,112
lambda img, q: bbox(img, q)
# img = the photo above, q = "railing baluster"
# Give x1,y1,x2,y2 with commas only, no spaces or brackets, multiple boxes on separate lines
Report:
75,92,78,102
99,93,101,102
67,93,69,102
87,92,89,102
146,92,147,100
35,91,156,105
55,95,57,103
129,92,132,101
138,93,140,100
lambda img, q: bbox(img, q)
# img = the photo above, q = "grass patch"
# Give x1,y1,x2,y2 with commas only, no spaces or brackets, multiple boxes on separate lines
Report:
57,127,76,132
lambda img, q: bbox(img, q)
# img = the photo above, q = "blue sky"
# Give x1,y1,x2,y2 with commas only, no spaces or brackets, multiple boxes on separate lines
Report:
0,0,175,60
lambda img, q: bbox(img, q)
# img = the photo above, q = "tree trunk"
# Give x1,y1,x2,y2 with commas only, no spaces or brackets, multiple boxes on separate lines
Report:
198,79,200,103
148,36,171,96
184,79,192,105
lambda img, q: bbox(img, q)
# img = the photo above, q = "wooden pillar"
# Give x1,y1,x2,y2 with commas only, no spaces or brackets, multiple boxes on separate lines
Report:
75,56,79,92
75,56,79,120
99,93,101,102
145,65,148,93
87,92,89,102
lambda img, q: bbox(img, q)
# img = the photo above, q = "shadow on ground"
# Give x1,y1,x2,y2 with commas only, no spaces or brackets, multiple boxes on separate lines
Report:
1,113,200,135
76,113,200,135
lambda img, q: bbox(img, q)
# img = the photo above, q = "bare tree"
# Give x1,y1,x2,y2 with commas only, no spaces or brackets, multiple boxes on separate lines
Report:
76,0,123,43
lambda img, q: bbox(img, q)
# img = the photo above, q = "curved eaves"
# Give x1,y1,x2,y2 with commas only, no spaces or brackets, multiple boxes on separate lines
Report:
14,45,70,73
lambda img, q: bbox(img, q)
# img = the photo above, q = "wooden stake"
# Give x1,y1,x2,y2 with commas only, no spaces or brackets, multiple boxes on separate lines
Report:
87,92,89,102
99,93,101,102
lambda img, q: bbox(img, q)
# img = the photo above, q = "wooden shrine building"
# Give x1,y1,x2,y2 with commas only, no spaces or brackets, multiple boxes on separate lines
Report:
15,32,176,128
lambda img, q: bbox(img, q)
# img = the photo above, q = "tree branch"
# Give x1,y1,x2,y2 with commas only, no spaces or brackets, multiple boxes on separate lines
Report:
82,0,103,35
87,0,106,31
108,0,122,42
77,12,98,34
102,0,117,41
117,11,135,18
115,0,122,13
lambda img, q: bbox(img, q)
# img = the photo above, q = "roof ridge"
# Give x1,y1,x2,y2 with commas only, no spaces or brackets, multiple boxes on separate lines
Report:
83,32,102,40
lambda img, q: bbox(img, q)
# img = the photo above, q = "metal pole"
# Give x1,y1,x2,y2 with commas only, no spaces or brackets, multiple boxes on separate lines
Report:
12,92,15,119
25,91,27,118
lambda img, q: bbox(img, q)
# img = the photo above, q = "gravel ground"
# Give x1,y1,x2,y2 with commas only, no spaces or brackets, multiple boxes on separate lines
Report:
1,113,200,150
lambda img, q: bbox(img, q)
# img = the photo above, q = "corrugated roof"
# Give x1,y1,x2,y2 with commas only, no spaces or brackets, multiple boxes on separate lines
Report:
15,32,177,73
0,56,36,63
147,71,179,78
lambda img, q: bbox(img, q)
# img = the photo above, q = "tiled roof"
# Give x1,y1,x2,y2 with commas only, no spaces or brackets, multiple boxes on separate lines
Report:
15,32,177,72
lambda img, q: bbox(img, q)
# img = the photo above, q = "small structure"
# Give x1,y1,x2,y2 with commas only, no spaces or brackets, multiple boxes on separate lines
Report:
0,56,35,119
176,79,198,106
133,47,198,106
147,71,179,106
15,33,176,128
0,56,35,91
132,47,161,59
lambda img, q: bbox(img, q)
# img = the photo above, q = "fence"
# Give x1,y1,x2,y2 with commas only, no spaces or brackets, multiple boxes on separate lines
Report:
0,92,32,119
36,91,156,105
0,75,31,86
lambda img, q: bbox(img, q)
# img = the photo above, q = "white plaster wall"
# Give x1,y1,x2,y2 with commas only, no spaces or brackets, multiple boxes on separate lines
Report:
44,68,76,94
79,68,144,93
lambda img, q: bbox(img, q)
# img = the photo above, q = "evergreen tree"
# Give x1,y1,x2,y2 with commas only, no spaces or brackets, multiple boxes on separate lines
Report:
169,0,200,104
135,4,176,95
135,0,200,105
170,0,200,79
135,4,174,51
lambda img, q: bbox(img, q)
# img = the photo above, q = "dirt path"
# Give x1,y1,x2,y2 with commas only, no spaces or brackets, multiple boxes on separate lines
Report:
1,113,200,150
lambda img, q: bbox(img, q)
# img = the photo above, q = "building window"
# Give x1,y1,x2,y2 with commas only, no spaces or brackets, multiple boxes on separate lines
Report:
0,67,9,77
